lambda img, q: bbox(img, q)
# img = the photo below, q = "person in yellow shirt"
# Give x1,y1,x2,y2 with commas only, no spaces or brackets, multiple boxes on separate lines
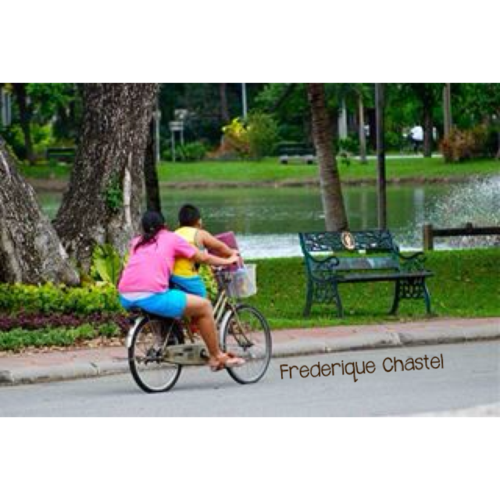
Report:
171,204,238,297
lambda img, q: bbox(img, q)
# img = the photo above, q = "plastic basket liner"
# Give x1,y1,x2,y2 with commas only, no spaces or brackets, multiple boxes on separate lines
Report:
227,264,257,298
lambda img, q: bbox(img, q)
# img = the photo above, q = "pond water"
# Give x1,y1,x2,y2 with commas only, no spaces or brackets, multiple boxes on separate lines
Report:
37,178,499,258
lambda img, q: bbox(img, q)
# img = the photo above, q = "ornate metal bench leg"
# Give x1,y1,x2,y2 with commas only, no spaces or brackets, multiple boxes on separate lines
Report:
303,281,314,317
332,282,344,318
423,280,432,315
390,280,401,315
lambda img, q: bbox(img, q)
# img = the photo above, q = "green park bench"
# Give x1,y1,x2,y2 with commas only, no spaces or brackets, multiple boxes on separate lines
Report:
299,230,433,317
277,143,316,164
46,147,76,164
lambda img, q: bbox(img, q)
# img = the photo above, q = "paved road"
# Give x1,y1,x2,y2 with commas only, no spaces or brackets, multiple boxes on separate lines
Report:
0,341,498,417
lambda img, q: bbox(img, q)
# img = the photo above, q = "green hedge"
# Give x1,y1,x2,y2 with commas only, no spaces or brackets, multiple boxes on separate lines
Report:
0,283,121,315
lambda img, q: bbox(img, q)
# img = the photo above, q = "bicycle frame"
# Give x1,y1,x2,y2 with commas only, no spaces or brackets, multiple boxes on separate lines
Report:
126,269,252,365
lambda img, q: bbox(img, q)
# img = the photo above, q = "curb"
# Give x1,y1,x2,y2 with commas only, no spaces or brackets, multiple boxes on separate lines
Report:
0,326,499,387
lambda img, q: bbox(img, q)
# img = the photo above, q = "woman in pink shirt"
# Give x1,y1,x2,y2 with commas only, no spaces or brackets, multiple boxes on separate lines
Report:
118,211,244,371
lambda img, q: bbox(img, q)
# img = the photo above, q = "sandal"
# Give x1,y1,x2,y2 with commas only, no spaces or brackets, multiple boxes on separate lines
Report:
209,353,245,372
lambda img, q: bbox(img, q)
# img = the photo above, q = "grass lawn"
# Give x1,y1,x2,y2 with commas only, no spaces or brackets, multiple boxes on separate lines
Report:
20,157,500,184
246,249,500,330
157,157,500,184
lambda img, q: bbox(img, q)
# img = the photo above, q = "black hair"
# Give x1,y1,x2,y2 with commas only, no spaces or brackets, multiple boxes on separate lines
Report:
134,211,165,251
178,204,201,227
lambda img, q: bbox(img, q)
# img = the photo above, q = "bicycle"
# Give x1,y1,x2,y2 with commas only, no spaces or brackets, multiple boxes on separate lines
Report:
126,266,272,393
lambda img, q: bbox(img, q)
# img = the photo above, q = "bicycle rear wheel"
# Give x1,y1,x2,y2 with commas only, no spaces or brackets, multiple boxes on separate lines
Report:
128,316,183,393
221,304,272,384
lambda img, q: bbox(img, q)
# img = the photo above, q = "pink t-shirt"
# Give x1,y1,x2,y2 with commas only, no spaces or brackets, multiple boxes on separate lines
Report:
118,229,196,294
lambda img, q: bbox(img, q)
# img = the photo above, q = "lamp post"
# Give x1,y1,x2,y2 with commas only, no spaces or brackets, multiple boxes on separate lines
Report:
375,83,387,230
241,83,248,119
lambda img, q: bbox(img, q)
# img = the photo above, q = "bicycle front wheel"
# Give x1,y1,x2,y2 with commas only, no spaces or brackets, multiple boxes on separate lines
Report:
221,305,272,384
128,317,183,393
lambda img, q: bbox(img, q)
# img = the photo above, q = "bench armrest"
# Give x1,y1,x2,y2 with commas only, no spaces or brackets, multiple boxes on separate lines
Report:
304,254,340,281
396,251,427,271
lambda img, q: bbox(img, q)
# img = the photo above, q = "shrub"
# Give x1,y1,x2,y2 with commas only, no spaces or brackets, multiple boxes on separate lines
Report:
441,125,495,163
246,112,279,159
0,283,122,315
338,135,359,155
221,118,251,158
222,112,279,160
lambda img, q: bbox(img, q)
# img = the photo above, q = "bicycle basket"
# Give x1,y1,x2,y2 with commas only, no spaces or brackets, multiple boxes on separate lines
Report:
227,264,257,298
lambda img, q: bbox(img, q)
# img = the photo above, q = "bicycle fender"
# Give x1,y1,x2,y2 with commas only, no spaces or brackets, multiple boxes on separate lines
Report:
219,309,233,346
126,316,145,349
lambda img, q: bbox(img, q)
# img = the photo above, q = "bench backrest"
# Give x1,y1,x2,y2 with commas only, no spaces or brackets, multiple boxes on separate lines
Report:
299,230,400,274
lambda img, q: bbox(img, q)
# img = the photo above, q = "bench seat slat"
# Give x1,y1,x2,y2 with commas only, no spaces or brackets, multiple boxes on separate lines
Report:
336,271,433,283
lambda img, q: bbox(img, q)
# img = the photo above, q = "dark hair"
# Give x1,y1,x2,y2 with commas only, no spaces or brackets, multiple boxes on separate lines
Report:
134,211,165,251
178,204,201,227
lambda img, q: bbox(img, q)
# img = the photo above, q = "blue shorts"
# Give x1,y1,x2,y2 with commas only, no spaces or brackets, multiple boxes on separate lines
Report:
170,275,207,298
119,289,188,319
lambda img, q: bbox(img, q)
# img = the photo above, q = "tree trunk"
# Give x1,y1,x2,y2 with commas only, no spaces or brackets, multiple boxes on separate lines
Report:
443,83,452,137
219,83,230,123
144,114,162,212
357,92,367,164
12,83,35,165
0,136,79,284
54,84,159,271
423,101,433,158
306,84,348,231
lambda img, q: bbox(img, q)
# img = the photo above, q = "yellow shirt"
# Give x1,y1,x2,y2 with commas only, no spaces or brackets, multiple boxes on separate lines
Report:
173,226,200,277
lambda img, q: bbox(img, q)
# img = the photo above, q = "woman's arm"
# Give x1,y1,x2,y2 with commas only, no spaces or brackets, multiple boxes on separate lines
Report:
198,230,237,258
192,249,238,267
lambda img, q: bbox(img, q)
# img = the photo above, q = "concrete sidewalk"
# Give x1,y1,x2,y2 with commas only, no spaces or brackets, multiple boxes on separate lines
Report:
0,317,498,387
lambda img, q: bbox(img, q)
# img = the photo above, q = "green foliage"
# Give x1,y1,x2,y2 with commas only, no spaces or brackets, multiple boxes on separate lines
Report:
453,83,500,128
338,135,359,155
385,130,402,151
222,112,279,159
103,174,123,213
90,244,123,286
2,123,54,159
96,322,120,338
199,265,218,301
164,141,208,162
0,323,118,351
246,111,280,159
0,283,122,315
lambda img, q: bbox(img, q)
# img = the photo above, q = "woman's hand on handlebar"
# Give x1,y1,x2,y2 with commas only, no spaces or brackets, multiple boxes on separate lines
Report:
225,254,239,266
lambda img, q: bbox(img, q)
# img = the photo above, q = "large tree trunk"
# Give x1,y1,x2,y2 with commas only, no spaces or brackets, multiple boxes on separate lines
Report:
144,115,162,212
357,92,367,164
219,83,230,123
12,83,35,165
54,84,159,271
306,84,348,231
0,136,79,284
423,102,433,157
